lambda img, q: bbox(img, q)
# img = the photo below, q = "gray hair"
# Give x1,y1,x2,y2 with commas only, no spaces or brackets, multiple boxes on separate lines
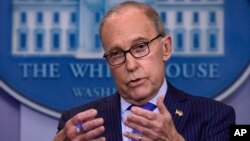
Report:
99,1,166,42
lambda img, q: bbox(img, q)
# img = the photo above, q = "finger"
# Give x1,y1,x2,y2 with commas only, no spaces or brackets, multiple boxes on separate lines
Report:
124,120,158,138
123,131,146,141
91,137,106,141
157,96,177,133
74,137,106,141
72,109,97,124
65,109,98,138
124,114,144,133
157,95,169,115
124,112,155,129
131,106,157,120
83,118,104,132
124,114,161,138
74,126,105,141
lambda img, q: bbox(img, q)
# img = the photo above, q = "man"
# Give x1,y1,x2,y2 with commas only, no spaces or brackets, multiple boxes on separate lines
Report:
54,1,235,141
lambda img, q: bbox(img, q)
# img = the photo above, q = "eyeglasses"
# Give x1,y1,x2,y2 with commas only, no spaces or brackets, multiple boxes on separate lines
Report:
103,34,162,66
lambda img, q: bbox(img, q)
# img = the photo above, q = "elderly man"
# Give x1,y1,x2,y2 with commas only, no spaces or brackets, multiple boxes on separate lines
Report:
54,1,235,141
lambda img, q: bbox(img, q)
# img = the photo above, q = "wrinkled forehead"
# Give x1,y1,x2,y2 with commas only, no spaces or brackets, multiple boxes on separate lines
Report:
102,9,155,36
100,11,157,53
100,5,151,33
101,7,153,36
106,6,147,23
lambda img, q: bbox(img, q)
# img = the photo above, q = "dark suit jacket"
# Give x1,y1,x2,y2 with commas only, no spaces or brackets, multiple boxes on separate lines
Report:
57,82,235,141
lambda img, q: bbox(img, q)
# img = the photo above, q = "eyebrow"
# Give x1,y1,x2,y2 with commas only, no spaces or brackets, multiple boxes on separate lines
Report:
105,46,123,54
105,36,149,53
131,36,149,45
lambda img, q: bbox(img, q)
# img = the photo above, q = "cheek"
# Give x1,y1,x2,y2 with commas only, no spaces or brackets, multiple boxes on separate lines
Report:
111,68,126,83
148,62,164,77
145,52,165,78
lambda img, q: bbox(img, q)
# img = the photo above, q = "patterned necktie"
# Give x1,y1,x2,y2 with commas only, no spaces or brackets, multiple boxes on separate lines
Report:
128,102,156,139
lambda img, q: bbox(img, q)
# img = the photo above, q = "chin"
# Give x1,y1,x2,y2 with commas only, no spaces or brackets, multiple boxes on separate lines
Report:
131,90,152,100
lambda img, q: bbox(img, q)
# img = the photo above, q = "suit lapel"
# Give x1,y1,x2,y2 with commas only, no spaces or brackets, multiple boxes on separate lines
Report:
164,82,190,133
102,93,123,141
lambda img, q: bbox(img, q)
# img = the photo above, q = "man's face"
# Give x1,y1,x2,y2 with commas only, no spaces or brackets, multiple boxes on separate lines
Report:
101,9,172,104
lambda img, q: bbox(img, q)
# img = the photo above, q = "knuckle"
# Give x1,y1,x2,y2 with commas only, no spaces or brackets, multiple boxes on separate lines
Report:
74,114,81,121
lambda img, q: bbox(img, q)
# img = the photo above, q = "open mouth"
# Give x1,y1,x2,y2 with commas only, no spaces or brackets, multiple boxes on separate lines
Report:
128,78,144,87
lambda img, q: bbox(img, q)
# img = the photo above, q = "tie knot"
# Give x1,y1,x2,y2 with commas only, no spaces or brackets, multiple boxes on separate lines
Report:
140,102,156,111
128,102,156,111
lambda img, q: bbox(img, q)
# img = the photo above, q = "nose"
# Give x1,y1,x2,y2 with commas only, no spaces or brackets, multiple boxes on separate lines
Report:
125,52,137,72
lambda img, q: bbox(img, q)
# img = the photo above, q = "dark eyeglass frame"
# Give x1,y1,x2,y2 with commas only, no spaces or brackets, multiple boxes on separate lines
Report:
103,34,162,66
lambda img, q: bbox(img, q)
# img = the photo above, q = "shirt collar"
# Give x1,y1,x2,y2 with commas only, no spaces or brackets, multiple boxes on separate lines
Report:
120,78,168,113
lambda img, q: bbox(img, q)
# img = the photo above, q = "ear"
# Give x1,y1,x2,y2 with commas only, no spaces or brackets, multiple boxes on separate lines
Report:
161,35,172,61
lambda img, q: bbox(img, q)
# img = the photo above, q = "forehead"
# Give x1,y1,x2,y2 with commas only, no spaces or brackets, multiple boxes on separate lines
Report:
101,9,157,50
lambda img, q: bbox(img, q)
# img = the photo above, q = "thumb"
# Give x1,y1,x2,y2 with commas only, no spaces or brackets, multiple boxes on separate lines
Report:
157,95,169,115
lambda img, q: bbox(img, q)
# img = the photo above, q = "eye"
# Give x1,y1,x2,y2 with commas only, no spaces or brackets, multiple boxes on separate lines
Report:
107,50,124,59
131,43,147,53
